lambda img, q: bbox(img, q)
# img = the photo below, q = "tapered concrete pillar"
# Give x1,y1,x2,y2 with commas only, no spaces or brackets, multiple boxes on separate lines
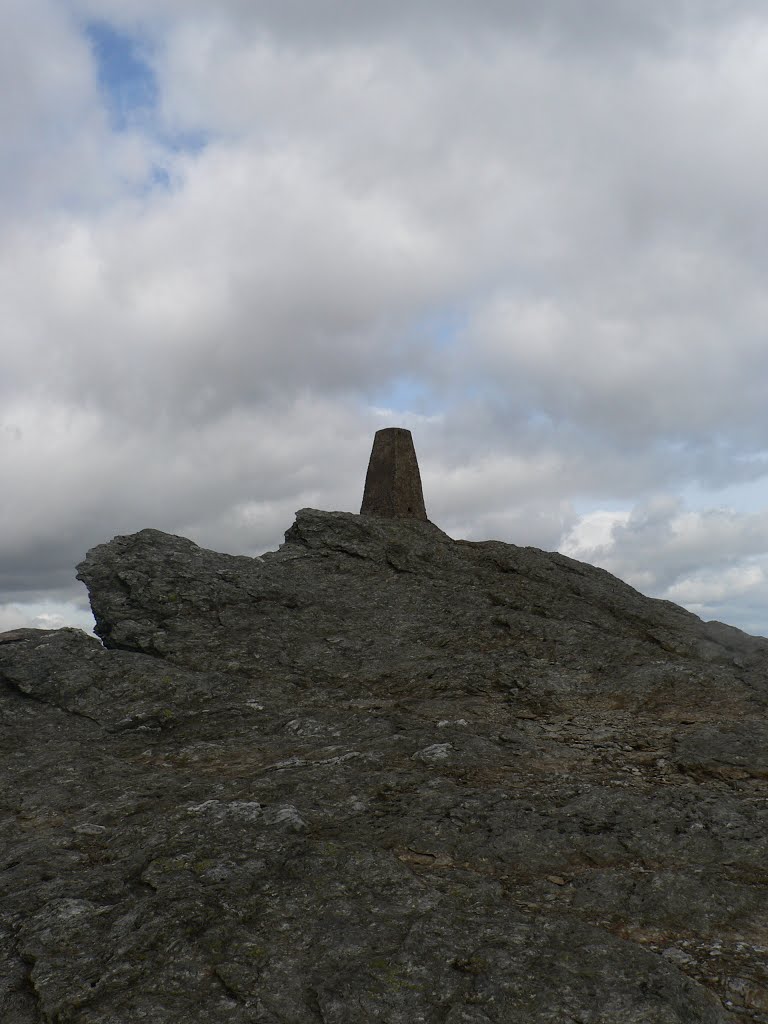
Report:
360,427,428,520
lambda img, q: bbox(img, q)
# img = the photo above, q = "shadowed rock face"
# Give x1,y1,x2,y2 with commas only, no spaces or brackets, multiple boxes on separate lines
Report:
360,426,428,520
1,509,768,1022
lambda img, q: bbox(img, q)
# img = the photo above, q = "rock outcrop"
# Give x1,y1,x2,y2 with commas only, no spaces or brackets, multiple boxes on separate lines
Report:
1,508,767,1022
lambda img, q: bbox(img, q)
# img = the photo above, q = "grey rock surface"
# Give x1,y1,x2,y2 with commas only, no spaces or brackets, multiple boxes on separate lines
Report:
1,508,767,1022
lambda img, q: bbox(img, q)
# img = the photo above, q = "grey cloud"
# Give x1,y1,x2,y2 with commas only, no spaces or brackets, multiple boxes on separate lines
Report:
0,392,391,608
561,497,768,634
137,13,768,456
613,500,768,590
73,0,768,52
1,141,458,425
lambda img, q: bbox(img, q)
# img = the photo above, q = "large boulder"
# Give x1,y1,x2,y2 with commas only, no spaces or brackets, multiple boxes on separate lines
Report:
1,509,766,1022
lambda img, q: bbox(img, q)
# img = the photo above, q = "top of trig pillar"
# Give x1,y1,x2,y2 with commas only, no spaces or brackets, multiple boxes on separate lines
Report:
360,427,428,520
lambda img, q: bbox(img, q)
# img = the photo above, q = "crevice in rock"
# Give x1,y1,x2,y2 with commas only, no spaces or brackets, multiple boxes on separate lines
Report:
0,673,103,728
17,953,44,1023
212,966,246,1006
305,987,329,1023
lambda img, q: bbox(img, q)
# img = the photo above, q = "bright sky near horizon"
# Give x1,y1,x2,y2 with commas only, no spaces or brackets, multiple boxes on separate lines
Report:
4,1,768,636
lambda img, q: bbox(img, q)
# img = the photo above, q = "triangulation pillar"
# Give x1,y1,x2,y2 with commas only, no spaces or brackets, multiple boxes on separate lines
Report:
360,427,428,520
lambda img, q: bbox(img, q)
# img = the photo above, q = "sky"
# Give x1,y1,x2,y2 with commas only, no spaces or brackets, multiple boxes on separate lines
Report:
3,1,768,636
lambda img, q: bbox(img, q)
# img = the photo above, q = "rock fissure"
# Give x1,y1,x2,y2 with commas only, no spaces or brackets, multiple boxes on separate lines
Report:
0,671,103,729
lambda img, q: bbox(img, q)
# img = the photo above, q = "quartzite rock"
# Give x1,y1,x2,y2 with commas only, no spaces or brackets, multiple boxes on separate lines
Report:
1,508,767,1022
360,426,428,520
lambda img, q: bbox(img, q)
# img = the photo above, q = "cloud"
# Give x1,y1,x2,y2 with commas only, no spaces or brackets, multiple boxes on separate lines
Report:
68,1,768,53
561,498,768,633
0,601,95,635
0,0,157,224
3,1,768,636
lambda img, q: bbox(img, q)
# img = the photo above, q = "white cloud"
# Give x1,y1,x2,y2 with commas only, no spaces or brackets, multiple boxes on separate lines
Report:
666,565,765,606
0,601,95,634
560,499,768,633
560,510,631,561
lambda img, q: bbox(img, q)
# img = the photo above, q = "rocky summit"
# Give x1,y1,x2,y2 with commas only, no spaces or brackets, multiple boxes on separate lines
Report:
2,508,768,1023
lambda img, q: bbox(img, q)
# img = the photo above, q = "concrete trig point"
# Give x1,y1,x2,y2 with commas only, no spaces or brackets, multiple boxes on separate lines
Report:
360,427,428,520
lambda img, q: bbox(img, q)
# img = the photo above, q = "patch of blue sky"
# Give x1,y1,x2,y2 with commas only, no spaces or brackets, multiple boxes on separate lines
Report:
525,410,556,429
688,595,768,637
569,454,768,519
371,376,441,417
86,20,207,177
680,477,768,515
86,21,158,132
149,165,172,191
411,306,469,350
369,306,470,416
160,128,208,156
